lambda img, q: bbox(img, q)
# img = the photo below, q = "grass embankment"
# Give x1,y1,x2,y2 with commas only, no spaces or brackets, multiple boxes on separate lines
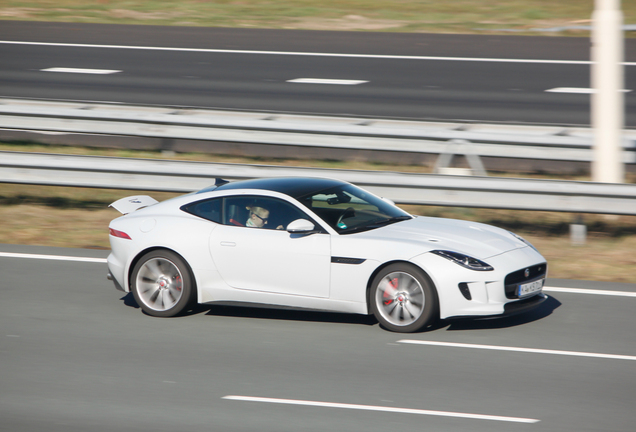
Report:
1,1,635,36
2,142,636,283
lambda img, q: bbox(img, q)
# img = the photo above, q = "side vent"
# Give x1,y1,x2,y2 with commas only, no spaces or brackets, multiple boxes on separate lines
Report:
458,282,472,300
331,257,366,265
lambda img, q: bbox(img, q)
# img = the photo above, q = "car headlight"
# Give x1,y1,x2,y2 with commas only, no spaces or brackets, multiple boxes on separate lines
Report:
430,250,494,271
508,231,539,252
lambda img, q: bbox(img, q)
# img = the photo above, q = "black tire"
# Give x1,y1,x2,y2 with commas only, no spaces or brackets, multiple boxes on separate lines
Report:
131,250,196,317
369,263,438,333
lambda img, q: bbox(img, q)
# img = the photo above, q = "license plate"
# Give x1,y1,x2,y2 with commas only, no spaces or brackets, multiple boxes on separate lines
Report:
518,279,544,297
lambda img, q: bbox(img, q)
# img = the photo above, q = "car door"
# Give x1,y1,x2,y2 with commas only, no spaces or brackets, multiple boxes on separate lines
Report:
209,195,331,298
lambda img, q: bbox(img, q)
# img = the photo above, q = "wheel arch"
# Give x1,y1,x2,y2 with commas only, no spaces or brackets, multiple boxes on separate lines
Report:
365,260,439,317
127,246,197,295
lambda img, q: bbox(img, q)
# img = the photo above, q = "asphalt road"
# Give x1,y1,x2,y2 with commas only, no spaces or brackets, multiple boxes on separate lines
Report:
1,21,636,126
1,243,635,432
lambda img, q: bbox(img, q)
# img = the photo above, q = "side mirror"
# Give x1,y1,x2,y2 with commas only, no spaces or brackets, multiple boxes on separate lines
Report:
286,219,316,234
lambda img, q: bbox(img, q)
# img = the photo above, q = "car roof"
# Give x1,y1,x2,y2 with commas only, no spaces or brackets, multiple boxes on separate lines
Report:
200,177,348,199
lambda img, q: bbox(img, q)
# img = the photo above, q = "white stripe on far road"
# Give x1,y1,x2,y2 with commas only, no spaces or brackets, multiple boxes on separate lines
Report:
397,340,636,361
4,40,636,65
41,67,121,74
222,395,539,424
287,78,368,85
0,252,107,263
545,87,632,94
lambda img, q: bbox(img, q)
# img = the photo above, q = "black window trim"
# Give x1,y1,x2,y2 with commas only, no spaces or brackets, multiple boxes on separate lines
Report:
182,194,329,233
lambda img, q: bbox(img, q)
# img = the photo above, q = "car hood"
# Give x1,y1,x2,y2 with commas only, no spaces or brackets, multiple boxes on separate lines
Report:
360,216,525,260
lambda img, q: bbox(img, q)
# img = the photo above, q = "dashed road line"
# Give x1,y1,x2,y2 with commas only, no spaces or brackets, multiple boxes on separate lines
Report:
40,67,121,74
545,87,632,94
222,395,539,423
287,78,368,85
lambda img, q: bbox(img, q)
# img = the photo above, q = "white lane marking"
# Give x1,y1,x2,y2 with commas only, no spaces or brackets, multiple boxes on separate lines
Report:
544,286,636,297
546,87,632,94
287,78,368,85
2,251,634,299
222,395,539,424
397,340,636,361
41,67,121,74
3,40,636,65
0,252,107,263
546,87,593,94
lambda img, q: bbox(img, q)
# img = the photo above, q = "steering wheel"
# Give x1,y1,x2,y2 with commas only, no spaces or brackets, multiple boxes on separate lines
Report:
336,207,356,228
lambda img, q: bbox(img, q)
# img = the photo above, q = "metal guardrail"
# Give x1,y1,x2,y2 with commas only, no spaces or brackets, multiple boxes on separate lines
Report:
2,151,636,215
1,98,636,164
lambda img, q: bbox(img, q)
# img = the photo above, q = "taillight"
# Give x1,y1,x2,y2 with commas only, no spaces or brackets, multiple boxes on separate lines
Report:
109,228,131,239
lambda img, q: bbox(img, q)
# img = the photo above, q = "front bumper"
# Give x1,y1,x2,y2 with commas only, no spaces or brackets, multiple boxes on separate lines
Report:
445,292,548,321
412,246,548,320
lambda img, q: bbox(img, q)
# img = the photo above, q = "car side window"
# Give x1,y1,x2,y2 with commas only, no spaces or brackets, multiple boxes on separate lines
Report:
223,196,310,230
181,198,222,223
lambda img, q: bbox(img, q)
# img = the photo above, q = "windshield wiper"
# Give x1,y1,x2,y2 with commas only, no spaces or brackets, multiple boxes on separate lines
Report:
369,215,412,227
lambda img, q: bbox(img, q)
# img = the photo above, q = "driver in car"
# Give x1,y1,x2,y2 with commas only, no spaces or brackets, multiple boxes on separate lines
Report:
246,205,283,229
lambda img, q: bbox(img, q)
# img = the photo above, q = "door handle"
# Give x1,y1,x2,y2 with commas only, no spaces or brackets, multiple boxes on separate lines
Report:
220,241,236,247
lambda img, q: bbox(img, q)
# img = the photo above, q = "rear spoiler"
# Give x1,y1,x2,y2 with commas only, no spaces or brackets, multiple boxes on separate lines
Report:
194,178,231,195
109,195,158,215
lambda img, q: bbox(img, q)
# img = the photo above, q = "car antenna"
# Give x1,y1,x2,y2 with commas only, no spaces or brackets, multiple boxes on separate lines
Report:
215,178,230,186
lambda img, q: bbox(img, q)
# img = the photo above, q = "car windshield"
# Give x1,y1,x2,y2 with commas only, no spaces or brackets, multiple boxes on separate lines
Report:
297,184,412,234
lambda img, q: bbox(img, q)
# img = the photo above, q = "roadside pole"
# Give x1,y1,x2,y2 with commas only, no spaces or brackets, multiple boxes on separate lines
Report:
591,0,624,183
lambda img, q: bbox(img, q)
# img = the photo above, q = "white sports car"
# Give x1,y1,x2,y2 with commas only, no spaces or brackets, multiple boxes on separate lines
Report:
107,177,547,332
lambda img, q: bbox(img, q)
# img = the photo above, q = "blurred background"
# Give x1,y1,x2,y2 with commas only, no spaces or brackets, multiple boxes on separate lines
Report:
0,1,635,282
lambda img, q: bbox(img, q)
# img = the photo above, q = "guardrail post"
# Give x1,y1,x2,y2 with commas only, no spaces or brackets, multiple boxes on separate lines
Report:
433,139,487,176
160,138,176,156
570,215,587,246
591,0,625,183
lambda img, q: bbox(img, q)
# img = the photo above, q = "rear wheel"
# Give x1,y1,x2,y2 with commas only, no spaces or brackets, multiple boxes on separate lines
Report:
370,263,438,333
131,250,195,317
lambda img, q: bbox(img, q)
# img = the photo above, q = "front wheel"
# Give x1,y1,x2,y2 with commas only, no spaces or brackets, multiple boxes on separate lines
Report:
131,250,195,317
370,263,438,333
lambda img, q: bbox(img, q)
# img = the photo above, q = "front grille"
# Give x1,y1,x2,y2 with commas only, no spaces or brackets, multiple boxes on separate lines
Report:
504,263,547,299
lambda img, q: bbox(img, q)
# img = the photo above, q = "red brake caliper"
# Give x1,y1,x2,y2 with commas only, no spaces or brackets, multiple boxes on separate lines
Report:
383,277,399,305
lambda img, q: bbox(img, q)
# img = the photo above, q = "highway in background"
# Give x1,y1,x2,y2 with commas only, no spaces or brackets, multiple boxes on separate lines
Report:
1,21,636,126
1,244,635,432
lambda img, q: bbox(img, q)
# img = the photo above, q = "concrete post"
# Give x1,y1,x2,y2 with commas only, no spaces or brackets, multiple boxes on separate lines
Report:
591,0,624,183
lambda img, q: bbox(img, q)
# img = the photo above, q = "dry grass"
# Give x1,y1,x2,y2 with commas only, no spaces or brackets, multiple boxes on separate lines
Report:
0,141,442,174
403,205,636,283
4,140,630,182
0,183,179,248
528,234,636,283
1,1,635,36
2,142,636,283
2,181,636,283
0,205,115,249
